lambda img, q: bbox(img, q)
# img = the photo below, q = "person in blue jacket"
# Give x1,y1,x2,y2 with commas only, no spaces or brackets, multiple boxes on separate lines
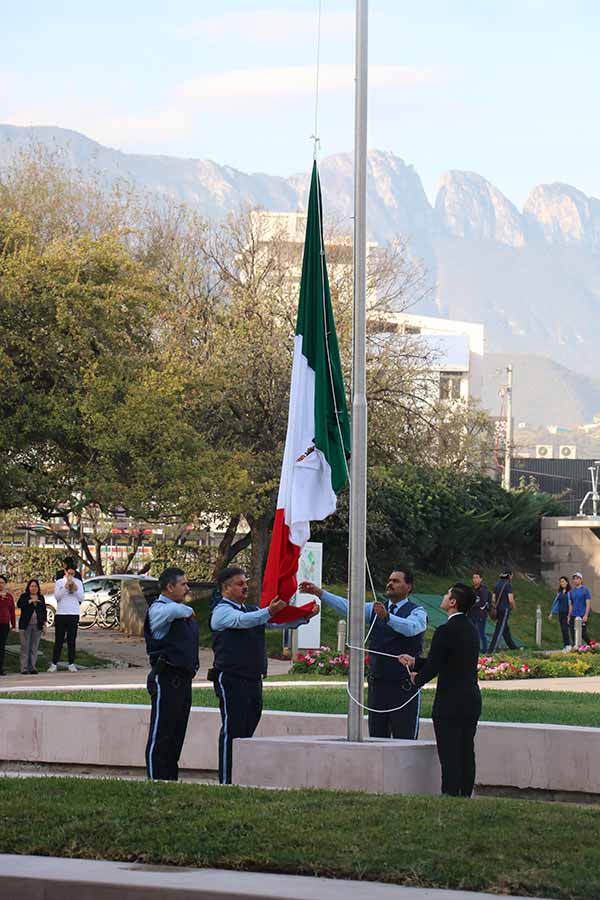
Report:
300,567,427,739
548,576,571,651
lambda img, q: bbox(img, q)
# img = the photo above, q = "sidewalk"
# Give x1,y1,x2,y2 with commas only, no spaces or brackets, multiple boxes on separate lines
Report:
0,649,293,692
1,669,600,693
0,854,557,900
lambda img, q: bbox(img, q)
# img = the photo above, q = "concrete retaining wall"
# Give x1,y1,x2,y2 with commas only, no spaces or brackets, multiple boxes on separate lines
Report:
541,517,600,609
1,700,599,795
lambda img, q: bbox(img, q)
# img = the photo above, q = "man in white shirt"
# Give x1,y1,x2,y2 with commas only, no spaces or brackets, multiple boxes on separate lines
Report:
48,557,84,672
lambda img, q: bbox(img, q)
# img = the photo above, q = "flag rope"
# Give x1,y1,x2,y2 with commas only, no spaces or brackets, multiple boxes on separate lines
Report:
346,685,421,715
344,653,422,713
313,161,421,715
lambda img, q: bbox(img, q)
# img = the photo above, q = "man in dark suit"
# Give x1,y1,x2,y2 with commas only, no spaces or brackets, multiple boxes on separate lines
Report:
400,583,481,797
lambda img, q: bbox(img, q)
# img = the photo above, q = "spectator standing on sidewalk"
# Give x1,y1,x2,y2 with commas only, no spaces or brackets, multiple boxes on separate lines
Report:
48,557,83,673
548,576,571,651
17,578,47,674
488,569,518,653
568,572,592,647
469,572,491,652
0,575,16,675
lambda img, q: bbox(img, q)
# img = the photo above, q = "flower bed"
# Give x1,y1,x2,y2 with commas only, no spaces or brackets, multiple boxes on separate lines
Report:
291,646,367,676
291,644,600,680
475,643,600,680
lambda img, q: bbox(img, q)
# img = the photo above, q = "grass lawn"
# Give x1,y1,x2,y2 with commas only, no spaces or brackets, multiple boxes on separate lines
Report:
0,777,597,899
1,631,111,674
3,686,600,727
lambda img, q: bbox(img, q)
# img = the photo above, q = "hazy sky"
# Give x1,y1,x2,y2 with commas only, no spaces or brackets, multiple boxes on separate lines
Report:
3,1,599,206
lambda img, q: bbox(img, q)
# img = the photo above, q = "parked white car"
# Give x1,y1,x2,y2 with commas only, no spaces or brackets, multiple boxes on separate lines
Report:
45,574,158,627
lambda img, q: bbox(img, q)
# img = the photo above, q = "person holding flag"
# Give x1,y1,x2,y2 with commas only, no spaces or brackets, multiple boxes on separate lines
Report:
300,568,427,739
210,567,319,784
259,160,351,625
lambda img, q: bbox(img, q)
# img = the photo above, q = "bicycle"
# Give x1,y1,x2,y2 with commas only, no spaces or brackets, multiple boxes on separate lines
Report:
98,591,121,629
77,599,101,630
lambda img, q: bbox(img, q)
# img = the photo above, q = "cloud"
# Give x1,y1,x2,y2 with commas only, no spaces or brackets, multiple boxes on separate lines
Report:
184,10,355,45
178,64,452,102
1,49,455,156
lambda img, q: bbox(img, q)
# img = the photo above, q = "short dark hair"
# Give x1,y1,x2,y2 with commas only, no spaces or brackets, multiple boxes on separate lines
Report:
63,557,78,571
0,574,7,584
392,567,413,587
217,566,246,587
450,582,476,613
472,570,482,577
158,566,186,592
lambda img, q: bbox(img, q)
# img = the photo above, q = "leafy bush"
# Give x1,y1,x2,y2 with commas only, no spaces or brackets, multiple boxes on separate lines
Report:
149,543,251,582
0,545,66,582
312,464,567,580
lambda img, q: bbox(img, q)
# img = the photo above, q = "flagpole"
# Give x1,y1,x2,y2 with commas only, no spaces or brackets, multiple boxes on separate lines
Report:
347,0,368,743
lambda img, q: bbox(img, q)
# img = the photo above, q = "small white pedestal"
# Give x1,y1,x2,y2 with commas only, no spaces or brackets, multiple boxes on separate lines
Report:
232,734,440,795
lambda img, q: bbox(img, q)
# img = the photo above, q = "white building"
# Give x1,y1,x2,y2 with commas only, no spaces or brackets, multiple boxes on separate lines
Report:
252,212,484,403
372,311,484,403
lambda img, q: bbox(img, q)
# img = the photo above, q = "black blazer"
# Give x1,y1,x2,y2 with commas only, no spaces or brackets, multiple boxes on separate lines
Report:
17,593,47,630
413,613,481,719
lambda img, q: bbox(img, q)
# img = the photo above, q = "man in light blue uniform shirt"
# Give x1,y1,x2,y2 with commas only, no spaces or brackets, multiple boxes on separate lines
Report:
300,568,427,738
144,567,199,781
210,566,319,783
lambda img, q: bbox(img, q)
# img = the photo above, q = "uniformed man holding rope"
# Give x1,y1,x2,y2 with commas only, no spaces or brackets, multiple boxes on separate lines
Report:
299,567,427,739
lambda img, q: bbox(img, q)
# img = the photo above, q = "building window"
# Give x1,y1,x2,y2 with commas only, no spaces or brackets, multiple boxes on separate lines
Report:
439,372,462,401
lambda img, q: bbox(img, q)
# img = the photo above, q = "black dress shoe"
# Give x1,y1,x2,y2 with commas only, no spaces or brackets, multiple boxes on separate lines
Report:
0,670,5,676
30,669,38,675
21,670,29,675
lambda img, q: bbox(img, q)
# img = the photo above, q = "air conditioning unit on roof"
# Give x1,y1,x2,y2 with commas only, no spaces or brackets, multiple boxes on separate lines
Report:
559,445,577,459
535,444,553,459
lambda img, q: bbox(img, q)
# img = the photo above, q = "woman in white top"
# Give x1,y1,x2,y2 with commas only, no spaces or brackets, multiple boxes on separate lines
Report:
48,557,84,672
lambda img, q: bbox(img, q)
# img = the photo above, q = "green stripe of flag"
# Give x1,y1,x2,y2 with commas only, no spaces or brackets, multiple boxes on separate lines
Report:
296,162,351,493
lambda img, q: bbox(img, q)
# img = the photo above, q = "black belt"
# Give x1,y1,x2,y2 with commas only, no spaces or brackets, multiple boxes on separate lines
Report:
150,657,195,678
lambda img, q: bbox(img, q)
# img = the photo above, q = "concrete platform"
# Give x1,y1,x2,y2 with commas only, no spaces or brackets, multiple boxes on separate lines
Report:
233,734,440,794
0,855,554,899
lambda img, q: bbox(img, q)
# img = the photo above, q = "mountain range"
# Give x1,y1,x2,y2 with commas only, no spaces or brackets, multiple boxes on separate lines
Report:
1,123,600,424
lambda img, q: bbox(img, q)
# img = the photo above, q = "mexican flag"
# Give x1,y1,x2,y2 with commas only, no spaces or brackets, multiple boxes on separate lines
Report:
260,162,351,623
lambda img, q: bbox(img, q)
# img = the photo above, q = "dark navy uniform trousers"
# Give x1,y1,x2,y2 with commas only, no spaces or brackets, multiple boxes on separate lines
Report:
145,666,193,781
213,671,262,784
